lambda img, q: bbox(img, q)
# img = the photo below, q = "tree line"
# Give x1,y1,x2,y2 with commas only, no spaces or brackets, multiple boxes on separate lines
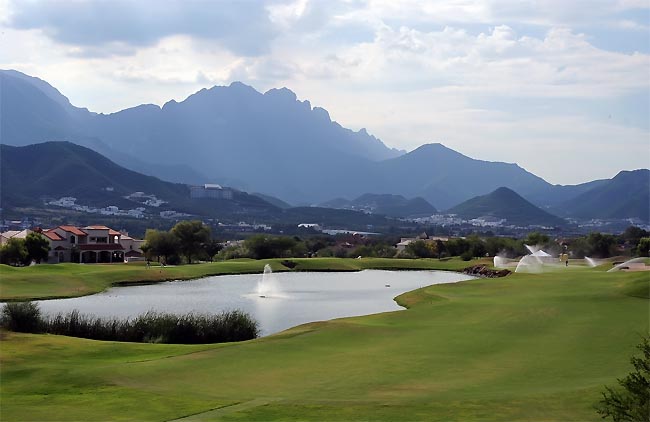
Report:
0,233,51,266
1,223,647,266
401,227,649,261
142,220,221,264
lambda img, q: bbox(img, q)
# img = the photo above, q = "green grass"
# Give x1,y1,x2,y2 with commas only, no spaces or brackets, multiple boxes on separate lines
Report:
1,263,648,421
0,257,477,301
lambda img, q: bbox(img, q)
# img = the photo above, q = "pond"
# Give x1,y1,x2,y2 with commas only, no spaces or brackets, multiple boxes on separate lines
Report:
37,270,472,336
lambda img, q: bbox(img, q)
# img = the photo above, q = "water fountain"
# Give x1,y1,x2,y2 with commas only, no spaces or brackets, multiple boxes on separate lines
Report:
584,257,601,267
514,245,555,273
257,264,282,298
493,255,509,268
524,244,539,255
607,257,650,272
514,255,543,273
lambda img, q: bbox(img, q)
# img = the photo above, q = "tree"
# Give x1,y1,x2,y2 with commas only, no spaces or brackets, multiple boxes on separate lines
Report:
171,220,211,264
622,226,649,247
25,232,50,263
203,239,223,262
0,238,29,266
446,238,470,257
587,232,618,258
467,235,486,258
597,336,650,421
635,238,650,258
244,235,297,259
144,229,180,263
406,240,437,258
524,232,550,246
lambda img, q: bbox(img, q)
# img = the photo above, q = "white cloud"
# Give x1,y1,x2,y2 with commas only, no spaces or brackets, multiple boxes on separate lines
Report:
0,0,647,184
267,0,310,29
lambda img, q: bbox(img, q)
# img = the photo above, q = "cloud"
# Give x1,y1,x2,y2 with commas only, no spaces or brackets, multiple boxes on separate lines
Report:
1,0,647,184
292,24,649,100
6,0,277,56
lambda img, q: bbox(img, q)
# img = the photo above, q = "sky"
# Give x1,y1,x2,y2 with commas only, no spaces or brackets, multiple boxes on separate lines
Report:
1,0,648,185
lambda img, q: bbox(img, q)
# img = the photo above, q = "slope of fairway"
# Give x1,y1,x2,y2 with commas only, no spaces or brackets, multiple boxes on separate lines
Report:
1,267,648,421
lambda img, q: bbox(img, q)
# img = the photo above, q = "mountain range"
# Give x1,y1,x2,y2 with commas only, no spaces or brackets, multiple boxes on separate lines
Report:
0,142,406,230
1,69,647,222
552,169,649,222
0,142,275,218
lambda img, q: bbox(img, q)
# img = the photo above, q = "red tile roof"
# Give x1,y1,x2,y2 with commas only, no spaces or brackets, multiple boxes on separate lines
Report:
43,230,64,241
84,225,111,230
108,229,121,236
59,226,87,236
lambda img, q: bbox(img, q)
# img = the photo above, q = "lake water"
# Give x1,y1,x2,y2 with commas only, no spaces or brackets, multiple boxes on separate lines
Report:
37,270,471,336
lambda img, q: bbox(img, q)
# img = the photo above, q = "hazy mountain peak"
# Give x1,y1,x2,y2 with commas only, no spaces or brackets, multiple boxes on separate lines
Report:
413,142,460,155
264,87,297,103
161,98,179,110
450,186,565,226
1,69,92,114
110,103,161,116
492,186,518,195
312,106,331,122
227,81,259,94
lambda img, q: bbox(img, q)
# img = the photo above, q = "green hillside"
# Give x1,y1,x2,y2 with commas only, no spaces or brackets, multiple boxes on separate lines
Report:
0,142,278,218
0,142,404,230
1,141,189,207
449,187,566,227
320,193,437,218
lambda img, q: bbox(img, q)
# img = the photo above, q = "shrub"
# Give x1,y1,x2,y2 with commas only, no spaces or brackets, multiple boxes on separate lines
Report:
596,335,650,421
460,250,474,261
281,260,297,269
1,303,259,344
1,302,42,332
0,238,29,266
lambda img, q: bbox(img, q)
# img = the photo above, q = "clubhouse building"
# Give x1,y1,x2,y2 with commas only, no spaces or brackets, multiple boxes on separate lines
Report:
36,225,144,263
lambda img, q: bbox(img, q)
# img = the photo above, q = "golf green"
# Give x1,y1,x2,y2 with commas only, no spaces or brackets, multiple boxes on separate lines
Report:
1,262,648,421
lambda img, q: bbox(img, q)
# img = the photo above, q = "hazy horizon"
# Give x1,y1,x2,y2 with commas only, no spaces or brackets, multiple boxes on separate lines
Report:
1,0,648,185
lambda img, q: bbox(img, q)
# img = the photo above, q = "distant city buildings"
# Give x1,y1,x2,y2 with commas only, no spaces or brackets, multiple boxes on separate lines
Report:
190,184,234,200
160,210,191,219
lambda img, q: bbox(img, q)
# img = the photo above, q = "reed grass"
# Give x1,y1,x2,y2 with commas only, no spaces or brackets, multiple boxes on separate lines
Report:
1,302,258,344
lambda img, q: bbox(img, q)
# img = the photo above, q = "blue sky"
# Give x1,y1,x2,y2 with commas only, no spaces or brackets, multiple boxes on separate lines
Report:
1,0,648,185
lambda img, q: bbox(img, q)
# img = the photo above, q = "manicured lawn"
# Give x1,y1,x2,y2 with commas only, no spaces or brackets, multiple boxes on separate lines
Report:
0,257,478,301
1,262,647,421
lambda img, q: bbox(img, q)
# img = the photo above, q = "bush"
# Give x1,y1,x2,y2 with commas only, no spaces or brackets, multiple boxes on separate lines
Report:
1,303,259,344
281,260,297,269
596,336,650,421
1,302,42,332
0,238,29,266
216,245,247,260
460,250,474,261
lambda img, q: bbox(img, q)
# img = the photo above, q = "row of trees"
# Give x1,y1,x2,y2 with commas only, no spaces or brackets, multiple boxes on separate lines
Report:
142,220,221,264
215,227,650,262
3,224,645,266
0,233,51,266
404,230,650,261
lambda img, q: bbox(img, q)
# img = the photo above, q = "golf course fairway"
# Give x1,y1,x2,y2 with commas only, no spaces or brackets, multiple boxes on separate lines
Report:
1,262,648,421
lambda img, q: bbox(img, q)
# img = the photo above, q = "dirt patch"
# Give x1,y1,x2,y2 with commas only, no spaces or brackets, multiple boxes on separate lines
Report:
462,265,511,278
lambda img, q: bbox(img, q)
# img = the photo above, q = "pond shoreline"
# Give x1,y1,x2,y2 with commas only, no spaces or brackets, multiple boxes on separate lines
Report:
0,257,489,302
36,270,474,337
